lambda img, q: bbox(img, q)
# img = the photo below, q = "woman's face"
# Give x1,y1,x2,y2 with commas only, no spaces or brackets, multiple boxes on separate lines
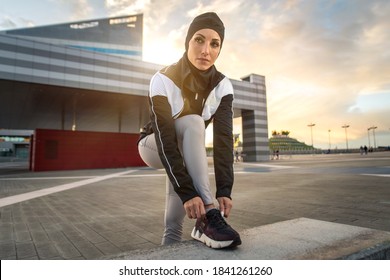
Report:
187,28,221,71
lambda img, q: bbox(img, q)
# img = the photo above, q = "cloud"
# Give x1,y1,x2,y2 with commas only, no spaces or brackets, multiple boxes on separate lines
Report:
0,16,17,29
0,14,36,30
105,0,150,15
57,0,94,20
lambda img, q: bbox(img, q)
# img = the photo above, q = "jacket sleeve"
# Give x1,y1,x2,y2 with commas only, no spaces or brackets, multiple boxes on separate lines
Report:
149,75,200,204
213,94,234,199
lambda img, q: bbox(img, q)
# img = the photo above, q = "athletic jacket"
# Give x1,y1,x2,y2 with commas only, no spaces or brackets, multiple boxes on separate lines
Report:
147,59,234,204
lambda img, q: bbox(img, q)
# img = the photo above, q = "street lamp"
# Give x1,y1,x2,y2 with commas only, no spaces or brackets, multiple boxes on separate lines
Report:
328,129,331,150
307,123,315,152
368,126,378,150
342,124,350,152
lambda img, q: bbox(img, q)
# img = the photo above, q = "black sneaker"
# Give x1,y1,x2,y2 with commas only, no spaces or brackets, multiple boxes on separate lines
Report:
191,209,241,249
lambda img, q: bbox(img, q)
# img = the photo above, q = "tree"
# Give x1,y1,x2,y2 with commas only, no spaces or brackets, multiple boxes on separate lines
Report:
281,130,290,136
272,130,290,137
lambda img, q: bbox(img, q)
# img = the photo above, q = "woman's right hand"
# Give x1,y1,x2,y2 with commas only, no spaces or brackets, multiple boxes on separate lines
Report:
183,196,206,219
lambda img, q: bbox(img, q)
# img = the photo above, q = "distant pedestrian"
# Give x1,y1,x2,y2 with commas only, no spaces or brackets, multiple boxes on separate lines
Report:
364,145,368,155
360,146,364,155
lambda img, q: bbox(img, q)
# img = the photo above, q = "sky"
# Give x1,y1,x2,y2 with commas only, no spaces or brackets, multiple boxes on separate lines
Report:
1,0,389,150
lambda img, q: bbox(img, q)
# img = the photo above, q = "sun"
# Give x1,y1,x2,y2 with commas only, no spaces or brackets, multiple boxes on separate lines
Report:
143,36,183,65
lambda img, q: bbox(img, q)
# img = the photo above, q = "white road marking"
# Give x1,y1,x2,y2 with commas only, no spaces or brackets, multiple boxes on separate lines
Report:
0,176,95,181
361,174,390,178
241,163,297,169
0,169,136,208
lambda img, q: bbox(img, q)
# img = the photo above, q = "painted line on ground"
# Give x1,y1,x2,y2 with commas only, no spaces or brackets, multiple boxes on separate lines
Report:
361,174,390,178
0,176,95,181
241,163,297,169
0,169,136,208
0,167,290,182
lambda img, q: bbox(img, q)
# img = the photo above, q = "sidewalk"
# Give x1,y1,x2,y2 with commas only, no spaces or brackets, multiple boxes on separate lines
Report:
1,152,389,259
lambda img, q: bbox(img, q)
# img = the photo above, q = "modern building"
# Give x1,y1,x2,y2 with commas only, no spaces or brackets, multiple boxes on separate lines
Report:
0,14,268,166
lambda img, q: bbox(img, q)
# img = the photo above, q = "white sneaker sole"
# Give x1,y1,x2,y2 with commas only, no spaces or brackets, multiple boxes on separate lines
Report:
191,227,234,249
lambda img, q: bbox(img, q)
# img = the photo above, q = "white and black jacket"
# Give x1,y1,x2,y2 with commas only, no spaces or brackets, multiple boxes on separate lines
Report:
147,59,234,204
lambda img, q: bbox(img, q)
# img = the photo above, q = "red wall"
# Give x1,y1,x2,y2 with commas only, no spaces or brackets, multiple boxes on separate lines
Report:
31,129,146,171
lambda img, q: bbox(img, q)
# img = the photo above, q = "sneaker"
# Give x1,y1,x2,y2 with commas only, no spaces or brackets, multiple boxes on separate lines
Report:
191,209,241,249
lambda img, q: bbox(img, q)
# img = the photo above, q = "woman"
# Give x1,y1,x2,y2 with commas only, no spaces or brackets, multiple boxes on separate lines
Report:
138,12,241,249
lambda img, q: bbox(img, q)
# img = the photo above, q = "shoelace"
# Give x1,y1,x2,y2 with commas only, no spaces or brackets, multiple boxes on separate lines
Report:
207,211,228,230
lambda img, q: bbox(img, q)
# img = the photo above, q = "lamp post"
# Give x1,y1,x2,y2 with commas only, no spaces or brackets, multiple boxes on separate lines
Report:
307,123,315,153
367,128,371,148
328,129,331,151
342,124,350,152
368,126,377,151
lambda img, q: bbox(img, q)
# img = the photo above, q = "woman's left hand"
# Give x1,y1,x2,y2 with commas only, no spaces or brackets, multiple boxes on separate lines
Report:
217,197,233,218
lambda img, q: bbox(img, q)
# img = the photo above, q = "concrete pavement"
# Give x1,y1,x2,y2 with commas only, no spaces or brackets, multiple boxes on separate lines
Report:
1,152,390,259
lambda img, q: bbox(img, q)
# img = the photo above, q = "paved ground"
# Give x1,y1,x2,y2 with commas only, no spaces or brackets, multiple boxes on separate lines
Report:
0,152,389,259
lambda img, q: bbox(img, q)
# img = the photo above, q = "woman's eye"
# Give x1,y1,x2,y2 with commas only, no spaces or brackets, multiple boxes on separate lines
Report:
211,42,220,48
195,37,204,44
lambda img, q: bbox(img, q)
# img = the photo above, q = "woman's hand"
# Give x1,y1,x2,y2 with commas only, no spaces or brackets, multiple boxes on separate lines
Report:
217,197,233,217
183,196,206,219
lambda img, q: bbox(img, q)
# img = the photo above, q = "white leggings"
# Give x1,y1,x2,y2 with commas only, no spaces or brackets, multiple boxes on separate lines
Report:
138,114,214,245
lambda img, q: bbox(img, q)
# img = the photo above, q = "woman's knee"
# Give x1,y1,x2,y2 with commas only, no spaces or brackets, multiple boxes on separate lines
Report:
176,114,205,136
186,114,205,129
138,134,164,169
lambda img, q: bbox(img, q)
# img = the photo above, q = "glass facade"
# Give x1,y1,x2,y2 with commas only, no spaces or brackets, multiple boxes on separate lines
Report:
1,14,143,59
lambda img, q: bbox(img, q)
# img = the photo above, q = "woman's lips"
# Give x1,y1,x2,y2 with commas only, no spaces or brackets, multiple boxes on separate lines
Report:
197,58,210,63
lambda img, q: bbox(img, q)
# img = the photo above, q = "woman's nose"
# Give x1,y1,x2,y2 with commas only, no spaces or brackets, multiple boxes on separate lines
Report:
201,43,210,56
